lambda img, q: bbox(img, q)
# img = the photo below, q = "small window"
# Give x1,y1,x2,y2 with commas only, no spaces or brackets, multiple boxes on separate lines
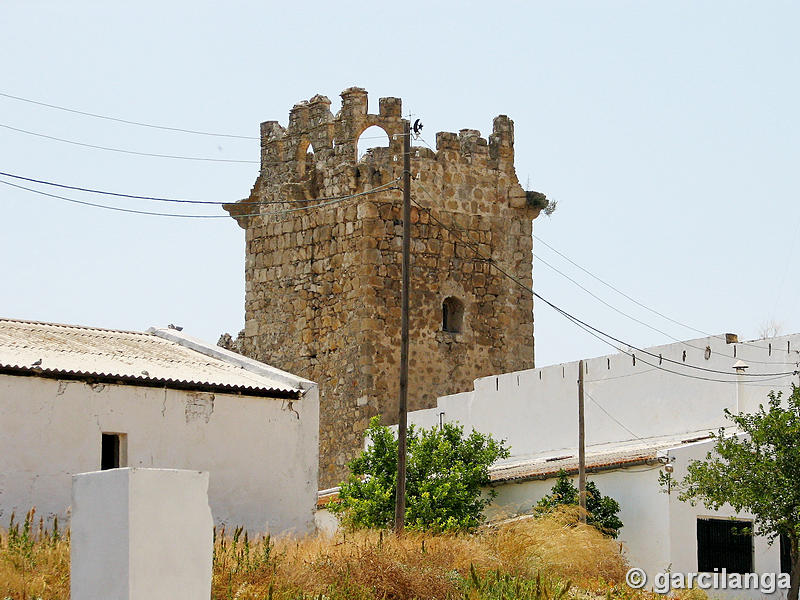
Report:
101,433,127,470
442,297,464,333
697,518,753,574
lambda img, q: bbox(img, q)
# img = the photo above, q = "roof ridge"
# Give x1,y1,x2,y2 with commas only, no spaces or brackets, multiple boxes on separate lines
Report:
0,317,151,336
148,326,313,391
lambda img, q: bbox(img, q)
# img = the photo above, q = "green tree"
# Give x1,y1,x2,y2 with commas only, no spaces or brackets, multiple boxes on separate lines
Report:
330,416,510,532
534,470,623,538
677,386,800,600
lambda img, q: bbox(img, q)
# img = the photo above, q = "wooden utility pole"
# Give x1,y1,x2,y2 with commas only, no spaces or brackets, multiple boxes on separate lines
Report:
394,119,411,533
578,359,587,523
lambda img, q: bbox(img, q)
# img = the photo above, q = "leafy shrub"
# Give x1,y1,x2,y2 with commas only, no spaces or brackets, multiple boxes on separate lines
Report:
534,471,623,538
331,417,510,532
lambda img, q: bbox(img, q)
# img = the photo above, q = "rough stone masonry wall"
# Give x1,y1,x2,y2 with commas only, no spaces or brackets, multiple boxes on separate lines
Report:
226,88,546,487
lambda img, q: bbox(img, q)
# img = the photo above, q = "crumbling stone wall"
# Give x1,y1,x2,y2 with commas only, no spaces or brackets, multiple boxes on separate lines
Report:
225,88,546,487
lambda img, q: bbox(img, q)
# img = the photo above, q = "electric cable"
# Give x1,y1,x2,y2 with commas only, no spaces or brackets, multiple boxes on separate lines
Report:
1,178,400,219
535,245,798,367
584,390,642,440
0,90,401,144
0,90,259,139
416,133,797,362
533,233,710,338
535,253,694,345
0,123,259,164
410,182,797,379
0,169,397,206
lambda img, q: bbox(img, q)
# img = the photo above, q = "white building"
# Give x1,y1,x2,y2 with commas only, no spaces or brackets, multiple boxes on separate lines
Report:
405,333,800,595
0,318,319,535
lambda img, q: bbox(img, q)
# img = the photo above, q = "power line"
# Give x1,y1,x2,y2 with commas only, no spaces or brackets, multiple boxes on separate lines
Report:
534,275,795,379
585,367,659,383
530,212,795,359
414,136,798,375
0,169,389,206
0,121,403,167
535,246,797,367
410,182,796,380
409,147,796,365
533,234,711,338
0,90,405,144
0,91,259,140
1,178,400,219
584,390,641,440
540,297,785,384
535,253,694,345
0,122,259,164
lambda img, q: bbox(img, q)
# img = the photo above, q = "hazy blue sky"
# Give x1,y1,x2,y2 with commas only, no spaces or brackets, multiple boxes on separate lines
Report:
1,1,798,367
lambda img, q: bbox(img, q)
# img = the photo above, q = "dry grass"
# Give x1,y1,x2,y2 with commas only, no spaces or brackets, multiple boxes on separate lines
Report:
0,509,70,600
486,506,629,588
211,506,630,599
1,506,633,600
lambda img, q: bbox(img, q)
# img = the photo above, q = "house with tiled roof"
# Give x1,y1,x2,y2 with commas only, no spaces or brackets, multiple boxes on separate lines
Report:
0,318,319,535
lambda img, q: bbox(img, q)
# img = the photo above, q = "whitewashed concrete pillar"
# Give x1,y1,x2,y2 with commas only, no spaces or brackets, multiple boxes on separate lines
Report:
71,468,213,600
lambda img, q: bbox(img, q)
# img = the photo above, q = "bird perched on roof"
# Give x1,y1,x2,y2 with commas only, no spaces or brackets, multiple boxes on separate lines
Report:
168,324,183,331
31,358,42,367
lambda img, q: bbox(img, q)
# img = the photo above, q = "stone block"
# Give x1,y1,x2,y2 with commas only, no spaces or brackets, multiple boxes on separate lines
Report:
71,468,213,600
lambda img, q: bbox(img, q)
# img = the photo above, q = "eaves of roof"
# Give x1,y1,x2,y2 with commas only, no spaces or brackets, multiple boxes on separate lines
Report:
488,454,660,486
0,363,301,399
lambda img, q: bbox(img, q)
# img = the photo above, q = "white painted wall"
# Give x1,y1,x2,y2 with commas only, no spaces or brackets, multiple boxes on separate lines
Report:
71,469,130,600
663,439,783,598
408,334,800,461
0,375,319,534
488,438,785,599
71,468,213,600
488,465,670,577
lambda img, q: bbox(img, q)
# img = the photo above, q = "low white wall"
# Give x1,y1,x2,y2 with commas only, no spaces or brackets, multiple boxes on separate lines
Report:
71,468,212,600
0,375,319,534
409,334,800,460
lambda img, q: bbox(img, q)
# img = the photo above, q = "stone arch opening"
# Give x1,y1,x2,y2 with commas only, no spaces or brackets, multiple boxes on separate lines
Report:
296,140,316,179
357,125,390,161
442,296,464,334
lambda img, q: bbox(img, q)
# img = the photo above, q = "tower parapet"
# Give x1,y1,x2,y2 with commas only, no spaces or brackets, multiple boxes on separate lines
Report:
225,88,547,486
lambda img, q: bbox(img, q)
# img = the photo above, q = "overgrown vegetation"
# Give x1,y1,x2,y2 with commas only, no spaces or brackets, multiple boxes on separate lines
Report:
535,470,624,538
0,509,70,600
2,506,637,600
331,417,510,532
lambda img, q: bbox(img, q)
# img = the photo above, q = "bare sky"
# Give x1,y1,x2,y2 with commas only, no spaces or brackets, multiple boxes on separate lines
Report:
1,1,798,367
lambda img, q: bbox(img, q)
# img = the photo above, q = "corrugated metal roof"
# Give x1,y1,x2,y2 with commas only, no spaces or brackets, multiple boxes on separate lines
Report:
0,318,303,397
488,430,715,484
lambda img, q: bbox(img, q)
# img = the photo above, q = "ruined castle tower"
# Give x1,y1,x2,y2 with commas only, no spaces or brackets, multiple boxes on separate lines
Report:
225,88,548,486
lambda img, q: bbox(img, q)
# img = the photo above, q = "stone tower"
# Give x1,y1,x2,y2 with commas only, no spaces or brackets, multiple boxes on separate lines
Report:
225,87,548,486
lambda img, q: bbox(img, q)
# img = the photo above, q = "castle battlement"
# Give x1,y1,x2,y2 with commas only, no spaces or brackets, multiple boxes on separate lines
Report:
253,88,518,194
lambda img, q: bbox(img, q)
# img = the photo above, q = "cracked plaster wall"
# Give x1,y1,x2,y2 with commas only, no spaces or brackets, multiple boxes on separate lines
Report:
0,375,319,535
